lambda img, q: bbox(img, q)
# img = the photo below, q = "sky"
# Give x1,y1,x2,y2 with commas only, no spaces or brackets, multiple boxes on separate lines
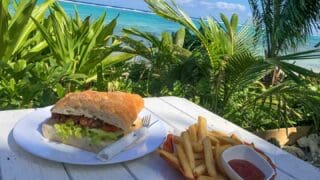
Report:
78,0,252,23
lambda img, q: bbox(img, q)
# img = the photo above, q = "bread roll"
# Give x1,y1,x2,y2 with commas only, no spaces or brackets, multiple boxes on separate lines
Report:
51,90,144,132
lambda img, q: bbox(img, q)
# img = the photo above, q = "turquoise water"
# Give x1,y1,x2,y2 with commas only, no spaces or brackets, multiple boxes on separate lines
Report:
44,0,320,71
57,0,182,35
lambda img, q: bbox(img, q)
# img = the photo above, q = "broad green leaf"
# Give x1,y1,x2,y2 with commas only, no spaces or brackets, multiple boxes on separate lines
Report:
174,27,185,47
12,0,54,56
56,83,65,98
96,63,104,91
78,12,106,69
13,59,27,72
0,1,9,58
230,14,238,32
96,17,118,45
102,52,135,67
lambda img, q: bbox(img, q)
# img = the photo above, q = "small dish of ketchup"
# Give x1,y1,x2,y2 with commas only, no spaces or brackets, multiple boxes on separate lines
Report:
221,145,275,180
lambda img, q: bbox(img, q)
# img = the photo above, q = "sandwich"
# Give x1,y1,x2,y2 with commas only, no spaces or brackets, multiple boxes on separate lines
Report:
42,90,144,153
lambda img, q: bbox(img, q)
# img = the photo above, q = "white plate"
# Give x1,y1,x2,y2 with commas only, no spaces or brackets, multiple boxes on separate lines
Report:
13,106,167,165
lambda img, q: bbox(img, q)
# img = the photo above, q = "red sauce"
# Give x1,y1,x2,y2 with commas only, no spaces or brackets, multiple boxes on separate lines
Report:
228,159,265,180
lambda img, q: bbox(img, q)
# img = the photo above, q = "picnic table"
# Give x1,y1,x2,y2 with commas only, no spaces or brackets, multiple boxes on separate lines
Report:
0,97,319,180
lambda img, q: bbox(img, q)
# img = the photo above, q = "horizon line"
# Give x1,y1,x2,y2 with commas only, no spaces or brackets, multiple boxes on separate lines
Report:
59,0,200,20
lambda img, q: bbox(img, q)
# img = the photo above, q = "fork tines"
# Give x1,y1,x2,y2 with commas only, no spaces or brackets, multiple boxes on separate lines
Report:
142,115,151,127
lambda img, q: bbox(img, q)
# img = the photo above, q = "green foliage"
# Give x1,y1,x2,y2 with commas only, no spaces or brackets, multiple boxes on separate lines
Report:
32,3,134,90
0,0,319,132
0,0,54,108
0,0,133,109
248,0,320,56
119,27,191,96
143,0,320,131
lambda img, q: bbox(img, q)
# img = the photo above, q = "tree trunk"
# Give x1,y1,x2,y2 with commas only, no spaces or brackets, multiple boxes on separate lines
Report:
271,66,281,85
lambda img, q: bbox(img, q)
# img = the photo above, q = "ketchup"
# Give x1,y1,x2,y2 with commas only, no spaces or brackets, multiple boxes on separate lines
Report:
228,159,265,180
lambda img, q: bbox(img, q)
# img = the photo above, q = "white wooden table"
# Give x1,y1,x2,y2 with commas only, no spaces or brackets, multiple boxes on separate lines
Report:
1,97,319,180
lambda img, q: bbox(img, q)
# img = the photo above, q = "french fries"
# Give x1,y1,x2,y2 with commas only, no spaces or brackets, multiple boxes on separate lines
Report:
215,144,232,176
208,136,219,145
193,163,206,176
198,116,207,140
209,130,228,137
173,135,182,144
194,152,203,160
188,124,198,142
158,116,250,180
230,134,242,144
182,132,196,169
192,142,204,152
195,159,204,166
197,175,215,180
157,149,180,169
211,135,242,146
176,144,194,179
203,137,217,177
158,149,179,165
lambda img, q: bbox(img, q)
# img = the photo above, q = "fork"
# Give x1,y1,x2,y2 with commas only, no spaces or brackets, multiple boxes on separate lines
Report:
141,115,151,127
97,114,153,161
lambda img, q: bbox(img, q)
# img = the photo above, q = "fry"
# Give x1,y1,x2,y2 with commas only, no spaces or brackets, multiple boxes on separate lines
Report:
212,135,241,145
182,131,196,169
203,137,217,177
194,152,203,160
195,159,204,166
197,175,215,180
192,141,204,152
173,135,182,144
230,134,243,144
188,124,198,142
208,136,219,145
198,116,207,140
215,144,232,175
193,163,206,176
176,144,194,179
157,149,180,168
209,130,228,137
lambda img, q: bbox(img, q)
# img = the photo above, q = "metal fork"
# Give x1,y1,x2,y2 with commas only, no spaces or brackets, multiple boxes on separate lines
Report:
141,115,151,127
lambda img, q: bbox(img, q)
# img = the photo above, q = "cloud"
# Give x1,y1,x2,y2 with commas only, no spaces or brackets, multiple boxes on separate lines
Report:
200,1,246,12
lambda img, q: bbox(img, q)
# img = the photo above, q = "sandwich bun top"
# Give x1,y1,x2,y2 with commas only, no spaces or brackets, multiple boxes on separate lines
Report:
51,90,144,132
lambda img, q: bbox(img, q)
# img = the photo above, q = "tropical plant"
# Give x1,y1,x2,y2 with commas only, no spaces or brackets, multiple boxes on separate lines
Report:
32,3,134,93
0,0,133,109
145,0,266,114
144,0,320,130
0,0,55,108
118,27,191,96
248,0,320,85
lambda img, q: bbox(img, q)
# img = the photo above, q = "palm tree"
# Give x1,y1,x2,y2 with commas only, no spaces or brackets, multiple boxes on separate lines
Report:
248,0,320,84
144,0,268,114
144,0,320,130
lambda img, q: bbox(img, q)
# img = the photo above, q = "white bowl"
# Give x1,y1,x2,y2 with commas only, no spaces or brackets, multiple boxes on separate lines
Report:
221,145,275,180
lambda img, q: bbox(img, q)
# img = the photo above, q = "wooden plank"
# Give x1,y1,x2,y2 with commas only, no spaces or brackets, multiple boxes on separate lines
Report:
63,164,134,180
124,152,184,180
144,98,195,133
161,96,320,180
122,105,183,180
0,109,70,180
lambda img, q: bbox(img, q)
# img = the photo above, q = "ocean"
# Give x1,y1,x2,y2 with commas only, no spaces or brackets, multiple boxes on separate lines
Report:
41,0,320,71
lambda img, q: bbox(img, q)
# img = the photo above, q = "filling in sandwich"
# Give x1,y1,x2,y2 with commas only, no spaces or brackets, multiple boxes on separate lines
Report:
51,113,124,145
